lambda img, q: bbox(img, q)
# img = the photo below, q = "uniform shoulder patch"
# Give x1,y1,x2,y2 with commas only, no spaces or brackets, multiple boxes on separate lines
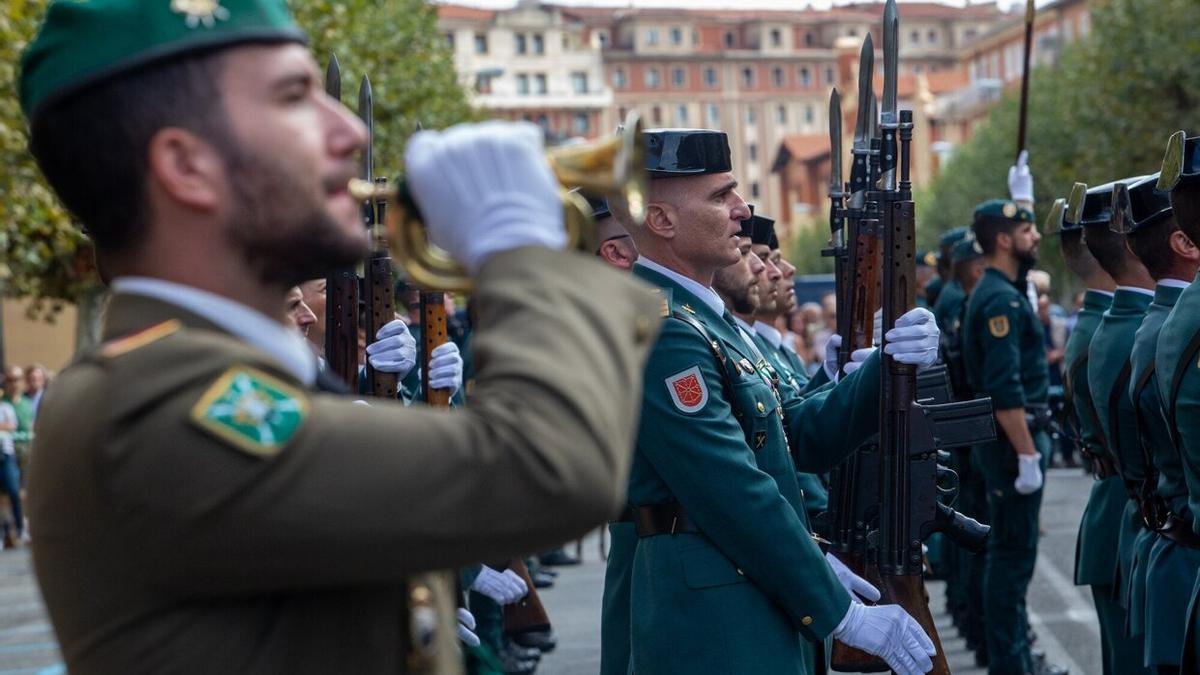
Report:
988,315,1010,338
99,320,181,359
189,366,309,458
665,365,708,414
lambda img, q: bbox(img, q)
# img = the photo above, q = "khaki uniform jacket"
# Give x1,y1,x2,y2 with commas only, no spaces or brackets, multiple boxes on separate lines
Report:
29,248,662,675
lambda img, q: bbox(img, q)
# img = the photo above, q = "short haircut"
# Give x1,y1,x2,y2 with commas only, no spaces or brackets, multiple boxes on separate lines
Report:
972,215,1021,255
29,49,233,255
1172,183,1200,245
1059,229,1102,280
1127,214,1181,280
1082,223,1131,279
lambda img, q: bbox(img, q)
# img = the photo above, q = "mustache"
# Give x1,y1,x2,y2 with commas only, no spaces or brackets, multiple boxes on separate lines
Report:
324,165,359,193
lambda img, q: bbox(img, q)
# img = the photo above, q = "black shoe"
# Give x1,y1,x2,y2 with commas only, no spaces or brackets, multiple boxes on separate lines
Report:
531,571,555,589
499,652,538,675
538,549,581,567
511,630,557,653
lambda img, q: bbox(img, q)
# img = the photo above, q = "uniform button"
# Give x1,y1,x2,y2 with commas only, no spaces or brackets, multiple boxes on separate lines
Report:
757,402,765,413
635,316,652,343
736,568,745,576
801,616,813,626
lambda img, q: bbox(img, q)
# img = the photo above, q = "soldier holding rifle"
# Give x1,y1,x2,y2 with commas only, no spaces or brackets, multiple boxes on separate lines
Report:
18,1,663,673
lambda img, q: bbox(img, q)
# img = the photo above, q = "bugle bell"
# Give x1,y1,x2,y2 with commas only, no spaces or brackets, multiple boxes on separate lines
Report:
349,112,647,292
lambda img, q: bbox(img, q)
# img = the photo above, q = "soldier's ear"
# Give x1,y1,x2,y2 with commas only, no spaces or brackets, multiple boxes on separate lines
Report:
643,202,678,239
145,127,224,213
1169,228,1200,262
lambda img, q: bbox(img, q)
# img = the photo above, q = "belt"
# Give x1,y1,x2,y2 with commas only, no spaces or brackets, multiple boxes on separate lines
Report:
612,506,636,524
635,503,700,538
1159,513,1200,550
1084,451,1118,480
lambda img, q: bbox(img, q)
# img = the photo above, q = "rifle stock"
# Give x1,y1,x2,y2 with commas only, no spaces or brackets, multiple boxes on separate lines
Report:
503,558,553,635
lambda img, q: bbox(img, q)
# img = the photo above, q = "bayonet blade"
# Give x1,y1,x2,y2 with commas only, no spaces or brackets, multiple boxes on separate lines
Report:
853,34,874,148
325,54,341,102
868,90,878,140
881,0,899,120
830,88,843,195
358,76,373,183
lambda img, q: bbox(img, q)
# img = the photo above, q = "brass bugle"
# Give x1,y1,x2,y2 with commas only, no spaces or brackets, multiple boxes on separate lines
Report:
349,112,647,292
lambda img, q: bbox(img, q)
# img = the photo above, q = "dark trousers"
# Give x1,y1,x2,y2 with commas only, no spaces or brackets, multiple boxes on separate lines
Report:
983,484,1042,674
0,453,22,536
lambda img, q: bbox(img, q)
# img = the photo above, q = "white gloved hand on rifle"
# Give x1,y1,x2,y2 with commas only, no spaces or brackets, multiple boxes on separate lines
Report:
1008,150,1034,204
825,552,882,604
470,566,528,605
831,602,937,675
365,319,417,377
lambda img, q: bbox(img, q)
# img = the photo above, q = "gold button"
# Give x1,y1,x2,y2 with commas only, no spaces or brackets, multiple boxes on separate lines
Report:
757,402,766,413
635,316,652,343
801,616,813,626
736,568,745,576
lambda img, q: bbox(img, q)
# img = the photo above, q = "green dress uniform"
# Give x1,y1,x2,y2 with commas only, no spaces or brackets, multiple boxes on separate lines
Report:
932,279,965,335
625,260,882,675
1087,287,1154,663
28,249,662,674
1156,273,1200,671
1131,281,1199,668
962,264,1051,675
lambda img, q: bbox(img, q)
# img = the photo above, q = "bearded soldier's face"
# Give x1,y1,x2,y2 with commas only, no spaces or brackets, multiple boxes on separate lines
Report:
1011,221,1041,267
714,237,762,315
217,44,370,286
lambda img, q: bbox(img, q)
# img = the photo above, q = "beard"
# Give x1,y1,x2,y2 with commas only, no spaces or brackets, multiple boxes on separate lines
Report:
714,269,759,314
222,145,367,288
1015,243,1038,273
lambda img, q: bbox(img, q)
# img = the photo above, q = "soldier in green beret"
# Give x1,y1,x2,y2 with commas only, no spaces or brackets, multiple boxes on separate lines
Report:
18,1,665,672
606,128,940,675
1113,172,1200,673
961,198,1063,675
1079,179,1157,675
928,227,969,311
1153,132,1200,673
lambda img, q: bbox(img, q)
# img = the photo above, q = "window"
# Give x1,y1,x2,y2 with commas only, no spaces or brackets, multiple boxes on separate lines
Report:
671,67,686,87
771,66,784,87
573,113,590,135
597,31,610,48
707,104,720,125
748,143,757,162
534,74,547,94
474,72,494,94
910,30,920,44
804,104,814,124
848,28,857,37
613,68,627,89
804,32,815,47
532,33,544,54
724,31,735,48
741,66,754,87
746,106,756,125
516,74,529,95
825,66,835,84
770,28,782,47
692,30,699,45
776,105,787,124
652,106,663,124
571,72,589,94
703,66,718,87
670,27,682,45
676,104,688,124
474,33,488,54
928,30,938,44
515,34,527,54
646,67,661,89
751,181,760,199
646,29,659,46
799,66,811,87
445,32,455,50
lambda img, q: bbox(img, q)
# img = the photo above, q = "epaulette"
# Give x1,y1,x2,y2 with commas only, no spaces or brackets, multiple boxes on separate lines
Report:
650,287,672,318
98,320,181,359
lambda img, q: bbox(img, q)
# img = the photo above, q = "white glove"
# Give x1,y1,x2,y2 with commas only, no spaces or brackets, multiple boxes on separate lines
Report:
844,347,876,377
1014,454,1044,495
1008,150,1033,203
405,121,567,274
428,342,464,395
365,319,417,376
456,608,481,647
824,334,842,383
832,602,937,675
884,307,940,370
470,566,528,605
826,552,882,604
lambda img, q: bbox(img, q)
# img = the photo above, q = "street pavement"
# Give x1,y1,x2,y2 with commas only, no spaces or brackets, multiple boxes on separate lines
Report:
0,466,1101,673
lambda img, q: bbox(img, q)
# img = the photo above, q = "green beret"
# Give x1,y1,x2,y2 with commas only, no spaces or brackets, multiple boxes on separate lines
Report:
938,226,969,249
951,235,984,264
973,199,1034,225
20,0,306,122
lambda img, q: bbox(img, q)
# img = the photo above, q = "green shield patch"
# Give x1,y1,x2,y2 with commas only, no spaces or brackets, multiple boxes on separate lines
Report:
190,366,308,457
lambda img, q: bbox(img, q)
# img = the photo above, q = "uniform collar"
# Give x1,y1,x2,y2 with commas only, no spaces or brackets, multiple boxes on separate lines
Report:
1082,289,1114,312
633,257,725,317
109,277,318,387
1087,288,1115,297
1158,278,1190,290
1115,285,1155,297
1154,281,1187,307
754,321,783,349
1108,286,1154,314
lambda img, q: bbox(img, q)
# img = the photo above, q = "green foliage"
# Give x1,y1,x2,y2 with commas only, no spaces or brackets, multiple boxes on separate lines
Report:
920,0,1200,301
785,221,835,276
0,0,475,317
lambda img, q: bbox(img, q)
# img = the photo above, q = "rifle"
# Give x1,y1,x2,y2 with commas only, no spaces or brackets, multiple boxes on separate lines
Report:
1015,0,1036,162
502,558,553,637
323,55,360,390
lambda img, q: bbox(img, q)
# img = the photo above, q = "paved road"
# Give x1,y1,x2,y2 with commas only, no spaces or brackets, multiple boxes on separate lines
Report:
0,466,1100,674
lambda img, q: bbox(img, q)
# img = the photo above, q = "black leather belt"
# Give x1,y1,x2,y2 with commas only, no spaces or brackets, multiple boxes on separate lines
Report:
1084,452,1118,480
635,503,699,537
1160,513,1200,550
612,506,636,524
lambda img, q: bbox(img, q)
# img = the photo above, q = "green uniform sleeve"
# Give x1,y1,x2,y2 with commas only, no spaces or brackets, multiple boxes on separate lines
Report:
637,320,851,640
785,351,882,473
975,294,1027,409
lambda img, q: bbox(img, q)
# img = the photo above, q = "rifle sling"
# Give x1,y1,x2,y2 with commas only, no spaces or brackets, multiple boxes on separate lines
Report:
1130,364,1160,485
1105,359,1134,494
1167,328,1200,455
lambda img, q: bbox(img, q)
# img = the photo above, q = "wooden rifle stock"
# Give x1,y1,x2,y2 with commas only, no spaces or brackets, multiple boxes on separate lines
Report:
503,558,553,635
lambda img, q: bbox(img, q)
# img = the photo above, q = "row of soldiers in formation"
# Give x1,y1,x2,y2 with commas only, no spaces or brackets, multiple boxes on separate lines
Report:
934,132,1200,675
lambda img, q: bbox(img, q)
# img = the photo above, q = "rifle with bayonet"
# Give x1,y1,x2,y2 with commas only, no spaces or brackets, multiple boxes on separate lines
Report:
323,55,360,390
